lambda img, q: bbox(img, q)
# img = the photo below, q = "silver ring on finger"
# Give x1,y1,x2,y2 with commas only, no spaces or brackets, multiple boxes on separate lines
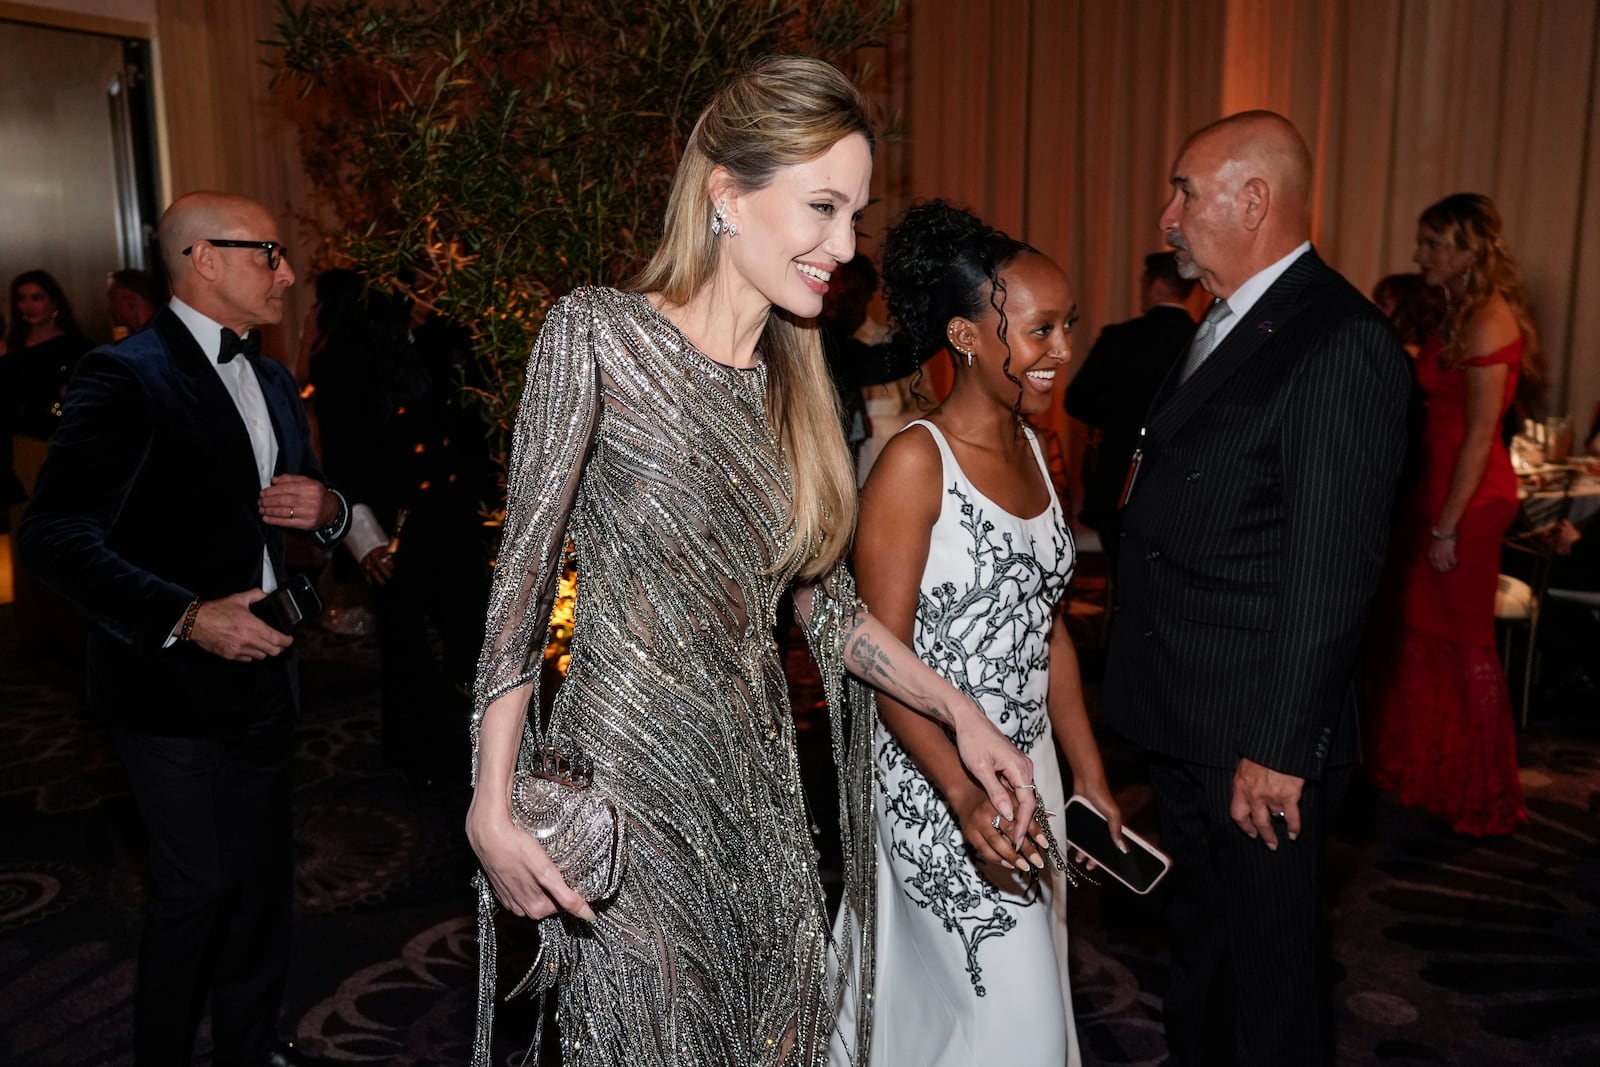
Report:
990,814,1003,830
1271,810,1286,819
289,505,295,519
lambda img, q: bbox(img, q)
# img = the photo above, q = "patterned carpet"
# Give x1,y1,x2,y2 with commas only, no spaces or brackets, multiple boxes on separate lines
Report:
1,585,1597,1066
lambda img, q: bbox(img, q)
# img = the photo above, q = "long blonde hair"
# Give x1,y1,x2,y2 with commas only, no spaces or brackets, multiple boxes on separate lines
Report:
1419,193,1543,391
633,55,872,581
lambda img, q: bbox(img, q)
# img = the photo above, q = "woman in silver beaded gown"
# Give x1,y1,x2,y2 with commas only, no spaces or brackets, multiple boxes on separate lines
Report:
465,57,1040,1067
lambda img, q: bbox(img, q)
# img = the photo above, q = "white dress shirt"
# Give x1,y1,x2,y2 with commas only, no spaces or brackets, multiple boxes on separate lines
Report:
1207,240,1312,350
168,296,280,594
344,504,388,564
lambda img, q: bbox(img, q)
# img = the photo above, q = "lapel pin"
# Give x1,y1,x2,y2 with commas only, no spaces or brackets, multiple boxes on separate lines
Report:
1257,320,1275,334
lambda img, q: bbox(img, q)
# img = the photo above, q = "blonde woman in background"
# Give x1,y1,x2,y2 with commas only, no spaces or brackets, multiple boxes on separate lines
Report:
1367,192,1542,836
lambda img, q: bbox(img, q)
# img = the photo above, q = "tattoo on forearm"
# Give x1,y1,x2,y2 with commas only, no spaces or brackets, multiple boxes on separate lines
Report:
841,606,869,642
847,631,894,687
848,630,953,727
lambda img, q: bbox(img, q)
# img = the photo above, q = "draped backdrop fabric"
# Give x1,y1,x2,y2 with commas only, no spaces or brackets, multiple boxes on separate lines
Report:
859,0,1226,504
863,0,1600,510
18,0,1598,485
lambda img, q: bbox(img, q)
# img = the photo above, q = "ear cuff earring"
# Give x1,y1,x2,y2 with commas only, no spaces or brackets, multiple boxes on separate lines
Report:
711,200,738,238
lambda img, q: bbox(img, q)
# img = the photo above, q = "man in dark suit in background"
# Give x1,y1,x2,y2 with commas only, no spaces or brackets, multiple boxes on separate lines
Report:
309,276,492,788
1065,251,1197,567
108,268,164,336
1102,113,1411,1066
18,192,347,1067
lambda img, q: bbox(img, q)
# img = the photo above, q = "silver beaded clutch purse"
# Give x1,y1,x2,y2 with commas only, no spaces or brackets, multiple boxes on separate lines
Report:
509,742,626,903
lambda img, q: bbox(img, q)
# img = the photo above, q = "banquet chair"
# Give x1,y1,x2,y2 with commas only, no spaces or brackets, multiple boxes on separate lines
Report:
1497,536,1555,727
1546,587,1600,609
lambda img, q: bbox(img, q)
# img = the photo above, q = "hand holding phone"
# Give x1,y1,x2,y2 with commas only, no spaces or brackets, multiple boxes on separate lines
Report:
1063,795,1172,895
249,574,323,635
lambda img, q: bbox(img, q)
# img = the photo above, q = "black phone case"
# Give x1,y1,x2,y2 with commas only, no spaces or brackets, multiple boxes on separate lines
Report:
1063,796,1172,895
250,574,323,634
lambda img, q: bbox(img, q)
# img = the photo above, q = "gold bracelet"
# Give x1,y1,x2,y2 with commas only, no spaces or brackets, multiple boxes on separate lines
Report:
179,598,202,642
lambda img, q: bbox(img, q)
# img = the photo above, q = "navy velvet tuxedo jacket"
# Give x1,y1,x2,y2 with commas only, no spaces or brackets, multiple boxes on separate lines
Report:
18,308,345,736
1102,250,1412,781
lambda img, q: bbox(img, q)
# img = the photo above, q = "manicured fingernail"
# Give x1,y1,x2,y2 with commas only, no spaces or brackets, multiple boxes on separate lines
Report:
1001,860,1015,870
1288,832,1299,842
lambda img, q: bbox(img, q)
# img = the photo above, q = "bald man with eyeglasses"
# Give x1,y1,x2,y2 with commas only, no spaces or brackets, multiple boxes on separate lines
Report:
18,191,347,1066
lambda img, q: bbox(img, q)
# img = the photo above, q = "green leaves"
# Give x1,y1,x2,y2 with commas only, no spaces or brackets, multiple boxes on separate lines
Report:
271,0,897,470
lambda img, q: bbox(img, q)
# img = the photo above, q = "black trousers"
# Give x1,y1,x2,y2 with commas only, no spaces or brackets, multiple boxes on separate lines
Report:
1147,756,1351,1067
111,694,294,1067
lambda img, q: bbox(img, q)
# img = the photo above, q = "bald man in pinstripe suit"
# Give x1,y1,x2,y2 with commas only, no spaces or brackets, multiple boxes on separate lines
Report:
1103,112,1411,1067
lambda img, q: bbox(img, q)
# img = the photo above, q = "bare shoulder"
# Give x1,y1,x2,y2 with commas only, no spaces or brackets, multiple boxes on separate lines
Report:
1463,294,1521,356
860,422,944,527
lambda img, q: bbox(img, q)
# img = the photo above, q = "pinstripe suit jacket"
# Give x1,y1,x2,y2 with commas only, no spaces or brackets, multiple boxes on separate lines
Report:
1102,249,1411,781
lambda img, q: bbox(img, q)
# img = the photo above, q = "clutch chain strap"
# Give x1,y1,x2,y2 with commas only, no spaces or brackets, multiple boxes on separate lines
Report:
1029,784,1099,889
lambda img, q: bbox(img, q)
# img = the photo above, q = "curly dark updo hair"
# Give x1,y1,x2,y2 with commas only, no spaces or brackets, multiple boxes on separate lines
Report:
881,199,1037,367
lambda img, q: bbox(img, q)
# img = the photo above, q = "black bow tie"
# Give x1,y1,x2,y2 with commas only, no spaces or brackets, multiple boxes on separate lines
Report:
218,328,261,365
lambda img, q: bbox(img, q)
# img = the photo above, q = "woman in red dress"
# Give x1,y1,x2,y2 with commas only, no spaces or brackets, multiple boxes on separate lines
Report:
1367,193,1542,836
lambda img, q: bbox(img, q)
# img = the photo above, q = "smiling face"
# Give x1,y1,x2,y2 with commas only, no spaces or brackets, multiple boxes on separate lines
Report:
955,251,1076,417
1412,225,1474,289
716,132,872,319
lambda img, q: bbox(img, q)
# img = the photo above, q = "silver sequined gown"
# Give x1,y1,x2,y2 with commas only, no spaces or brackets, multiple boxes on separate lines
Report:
472,287,876,1067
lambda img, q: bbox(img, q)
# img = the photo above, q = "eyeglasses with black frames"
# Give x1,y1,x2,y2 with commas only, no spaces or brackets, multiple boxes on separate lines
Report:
182,239,289,271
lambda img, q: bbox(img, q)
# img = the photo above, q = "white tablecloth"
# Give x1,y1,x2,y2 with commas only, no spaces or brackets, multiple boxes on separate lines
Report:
1519,472,1600,527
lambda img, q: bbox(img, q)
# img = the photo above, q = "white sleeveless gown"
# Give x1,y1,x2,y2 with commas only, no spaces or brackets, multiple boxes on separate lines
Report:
833,419,1080,1066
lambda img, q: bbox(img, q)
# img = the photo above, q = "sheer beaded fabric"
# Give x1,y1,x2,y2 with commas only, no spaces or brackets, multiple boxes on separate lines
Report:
471,287,878,1066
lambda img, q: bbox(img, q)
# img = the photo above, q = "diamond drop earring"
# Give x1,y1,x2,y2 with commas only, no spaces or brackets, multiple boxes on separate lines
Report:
711,199,736,238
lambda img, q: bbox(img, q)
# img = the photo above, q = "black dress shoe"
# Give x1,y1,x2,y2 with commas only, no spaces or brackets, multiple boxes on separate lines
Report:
265,1040,330,1067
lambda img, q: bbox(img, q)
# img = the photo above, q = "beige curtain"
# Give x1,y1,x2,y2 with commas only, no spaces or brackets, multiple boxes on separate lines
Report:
879,0,1600,506
25,0,1597,438
865,0,1227,505
1220,0,1600,431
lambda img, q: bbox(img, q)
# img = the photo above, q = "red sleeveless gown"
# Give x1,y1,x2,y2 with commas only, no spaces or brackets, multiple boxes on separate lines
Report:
1366,336,1526,836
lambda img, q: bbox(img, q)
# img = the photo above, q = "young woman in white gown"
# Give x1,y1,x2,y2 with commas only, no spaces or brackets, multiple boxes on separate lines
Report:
833,201,1124,1066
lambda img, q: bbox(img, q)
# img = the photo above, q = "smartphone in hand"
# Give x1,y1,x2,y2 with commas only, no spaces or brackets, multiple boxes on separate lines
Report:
1064,795,1172,895
249,574,323,635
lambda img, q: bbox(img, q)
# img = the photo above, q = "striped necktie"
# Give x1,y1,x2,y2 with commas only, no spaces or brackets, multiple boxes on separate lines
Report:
1180,300,1233,382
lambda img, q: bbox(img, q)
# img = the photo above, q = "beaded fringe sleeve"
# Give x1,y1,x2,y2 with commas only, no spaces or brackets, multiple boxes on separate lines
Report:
797,572,879,1065
469,287,877,1066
